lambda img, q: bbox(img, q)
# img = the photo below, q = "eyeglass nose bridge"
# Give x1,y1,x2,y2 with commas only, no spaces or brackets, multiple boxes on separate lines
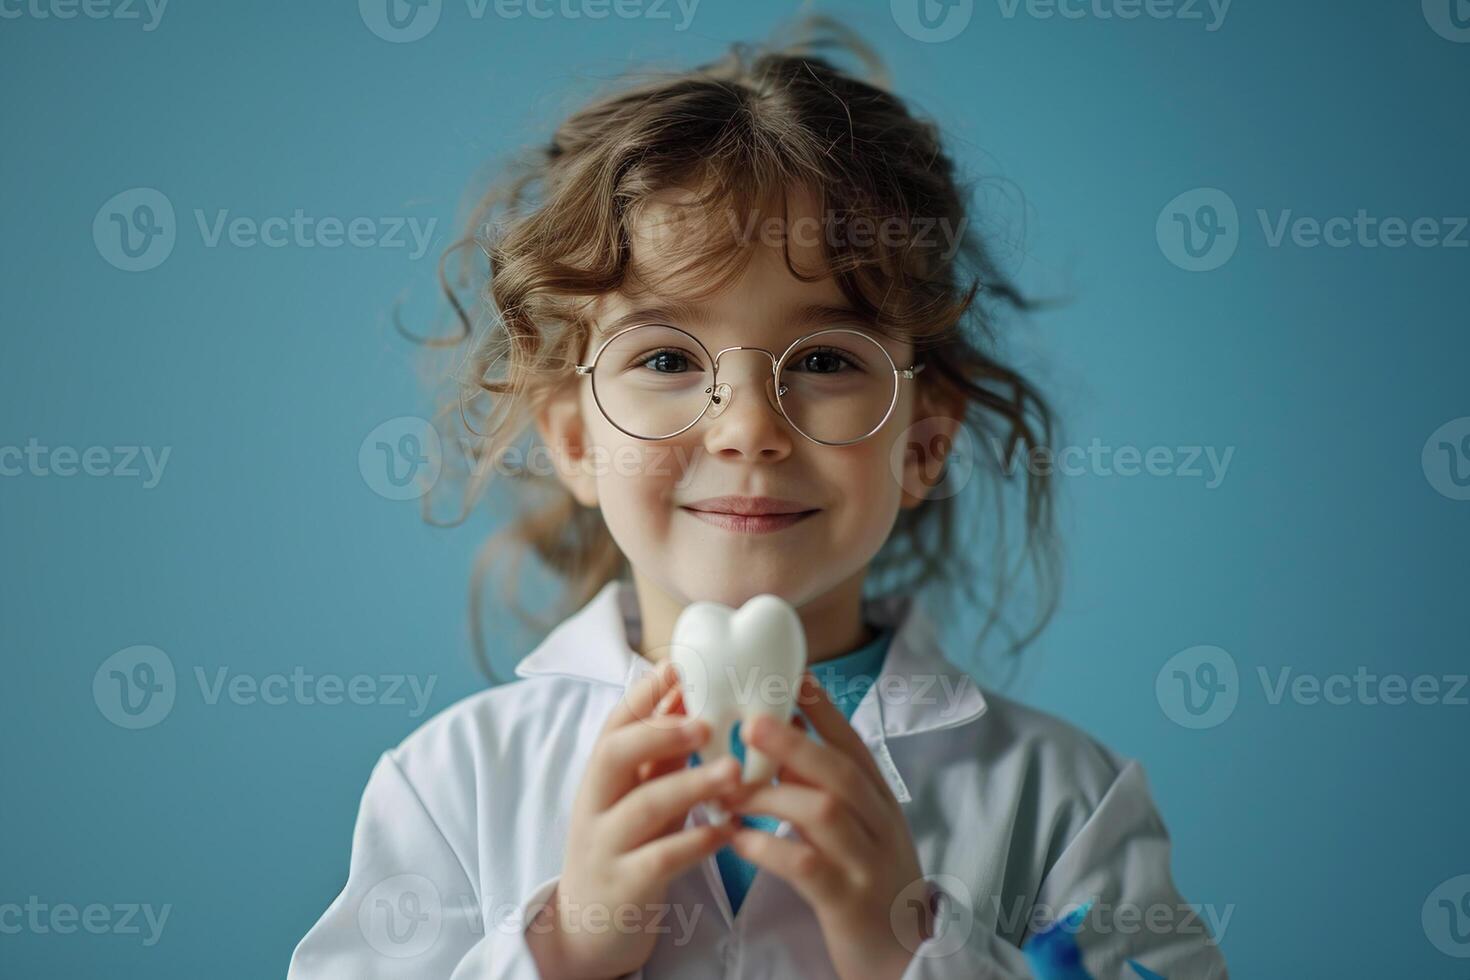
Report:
705,346,789,420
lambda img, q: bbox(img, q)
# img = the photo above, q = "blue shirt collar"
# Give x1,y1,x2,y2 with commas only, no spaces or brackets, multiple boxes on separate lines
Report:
810,625,894,721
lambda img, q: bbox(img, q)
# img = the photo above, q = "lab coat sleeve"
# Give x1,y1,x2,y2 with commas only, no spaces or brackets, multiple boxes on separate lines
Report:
286,751,562,980
900,760,1228,980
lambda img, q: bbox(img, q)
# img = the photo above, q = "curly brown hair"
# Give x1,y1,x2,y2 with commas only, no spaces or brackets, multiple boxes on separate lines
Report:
405,15,1061,682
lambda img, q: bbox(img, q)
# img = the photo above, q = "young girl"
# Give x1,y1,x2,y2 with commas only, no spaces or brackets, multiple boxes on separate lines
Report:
289,20,1227,980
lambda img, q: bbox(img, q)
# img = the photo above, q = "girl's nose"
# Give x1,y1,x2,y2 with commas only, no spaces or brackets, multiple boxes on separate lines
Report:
706,375,782,421
701,356,793,459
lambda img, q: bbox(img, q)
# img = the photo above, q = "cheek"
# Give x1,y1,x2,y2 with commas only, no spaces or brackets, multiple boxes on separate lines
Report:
818,440,904,533
592,459,674,571
584,423,696,540
593,449,674,530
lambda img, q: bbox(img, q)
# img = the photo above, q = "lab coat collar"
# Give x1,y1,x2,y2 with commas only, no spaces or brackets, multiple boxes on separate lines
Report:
513,579,988,742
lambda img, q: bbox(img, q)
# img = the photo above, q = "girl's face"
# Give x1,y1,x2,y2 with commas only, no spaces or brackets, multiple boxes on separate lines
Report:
538,189,956,627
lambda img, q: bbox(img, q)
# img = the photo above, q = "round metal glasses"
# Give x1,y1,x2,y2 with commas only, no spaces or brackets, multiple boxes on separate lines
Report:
573,323,926,447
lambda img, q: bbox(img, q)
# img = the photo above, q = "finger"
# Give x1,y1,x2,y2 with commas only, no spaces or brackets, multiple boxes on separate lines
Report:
661,684,687,717
602,659,680,735
620,821,738,887
741,711,892,827
639,685,691,784
587,715,708,811
606,755,743,851
730,783,877,863
721,712,808,796
729,829,843,907
762,716,818,791
795,672,889,791
640,688,698,828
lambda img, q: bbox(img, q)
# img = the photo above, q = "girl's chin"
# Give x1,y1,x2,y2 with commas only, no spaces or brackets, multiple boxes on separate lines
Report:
670,575,804,609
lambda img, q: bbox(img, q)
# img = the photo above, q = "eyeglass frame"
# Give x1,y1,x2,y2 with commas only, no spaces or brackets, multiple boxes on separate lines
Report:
573,322,927,447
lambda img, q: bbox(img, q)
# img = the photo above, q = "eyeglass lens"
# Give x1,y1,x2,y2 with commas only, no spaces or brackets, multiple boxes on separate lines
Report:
588,324,899,443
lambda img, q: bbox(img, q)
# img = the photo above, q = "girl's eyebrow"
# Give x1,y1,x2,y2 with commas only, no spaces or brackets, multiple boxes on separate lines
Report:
595,301,873,338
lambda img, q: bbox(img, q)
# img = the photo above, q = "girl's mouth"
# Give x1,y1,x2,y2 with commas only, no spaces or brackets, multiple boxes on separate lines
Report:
678,507,819,534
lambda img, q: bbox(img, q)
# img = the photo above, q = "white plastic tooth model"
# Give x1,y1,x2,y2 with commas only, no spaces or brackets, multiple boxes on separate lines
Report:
670,594,808,825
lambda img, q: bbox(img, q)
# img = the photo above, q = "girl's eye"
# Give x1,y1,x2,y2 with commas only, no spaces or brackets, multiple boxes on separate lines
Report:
789,347,862,374
636,347,698,373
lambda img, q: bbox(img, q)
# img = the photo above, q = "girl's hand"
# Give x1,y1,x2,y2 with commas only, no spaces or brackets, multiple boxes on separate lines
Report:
528,660,743,980
723,672,934,980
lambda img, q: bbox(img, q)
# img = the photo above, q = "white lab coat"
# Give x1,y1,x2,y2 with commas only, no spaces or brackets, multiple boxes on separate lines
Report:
288,580,1228,979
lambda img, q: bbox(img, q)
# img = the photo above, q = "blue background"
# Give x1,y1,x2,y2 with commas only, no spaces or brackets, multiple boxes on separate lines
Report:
3,1,1467,976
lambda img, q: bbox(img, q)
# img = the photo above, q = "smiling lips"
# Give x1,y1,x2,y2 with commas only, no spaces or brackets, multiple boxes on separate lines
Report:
679,495,820,534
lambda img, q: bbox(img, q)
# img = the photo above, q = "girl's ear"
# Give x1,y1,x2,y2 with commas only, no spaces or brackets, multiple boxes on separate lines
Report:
898,385,964,511
534,383,600,508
